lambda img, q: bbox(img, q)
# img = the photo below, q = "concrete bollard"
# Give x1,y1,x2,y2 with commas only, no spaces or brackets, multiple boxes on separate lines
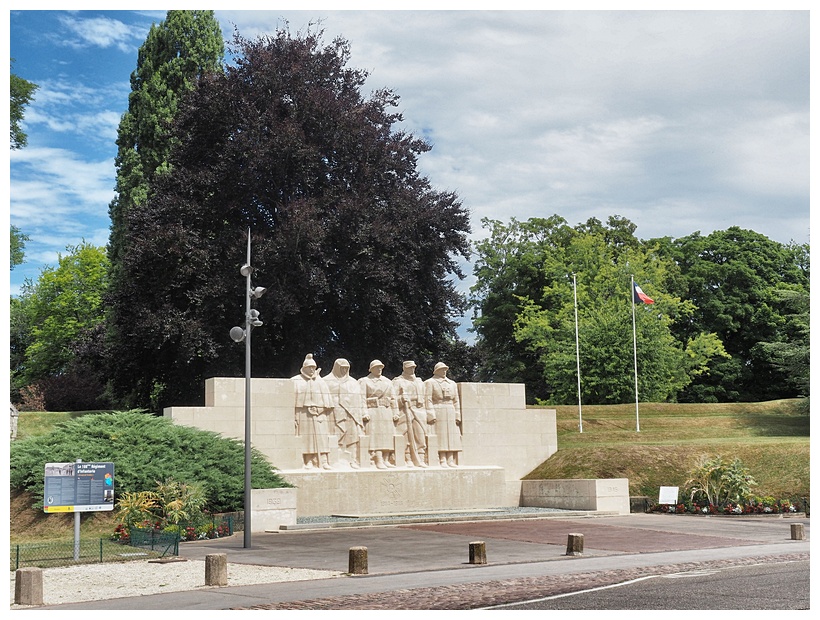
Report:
205,553,228,586
790,523,805,540
14,567,44,606
349,546,368,574
469,541,487,565
566,532,584,556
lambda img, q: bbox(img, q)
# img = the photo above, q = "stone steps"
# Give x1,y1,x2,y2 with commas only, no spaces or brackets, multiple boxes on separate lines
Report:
277,509,621,531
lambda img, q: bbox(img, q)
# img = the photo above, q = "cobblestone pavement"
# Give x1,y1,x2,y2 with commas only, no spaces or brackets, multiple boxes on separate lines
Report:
238,553,808,610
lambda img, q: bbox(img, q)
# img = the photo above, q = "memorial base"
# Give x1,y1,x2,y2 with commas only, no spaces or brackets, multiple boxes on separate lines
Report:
521,478,631,514
281,466,507,518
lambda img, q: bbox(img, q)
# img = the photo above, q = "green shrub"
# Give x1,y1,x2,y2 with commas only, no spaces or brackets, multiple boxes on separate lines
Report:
113,490,159,529
9,410,292,513
684,455,757,507
111,477,230,543
155,478,207,525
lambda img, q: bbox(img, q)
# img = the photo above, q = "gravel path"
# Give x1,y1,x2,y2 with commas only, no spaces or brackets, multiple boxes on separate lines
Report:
10,559,343,608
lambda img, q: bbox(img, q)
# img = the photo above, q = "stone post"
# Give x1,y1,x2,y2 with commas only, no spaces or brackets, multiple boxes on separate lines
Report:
349,546,368,574
469,541,487,564
790,523,805,540
205,553,228,586
566,532,584,556
14,567,44,606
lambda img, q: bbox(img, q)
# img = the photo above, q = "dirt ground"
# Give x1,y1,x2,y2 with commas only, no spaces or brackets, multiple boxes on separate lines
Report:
10,489,117,542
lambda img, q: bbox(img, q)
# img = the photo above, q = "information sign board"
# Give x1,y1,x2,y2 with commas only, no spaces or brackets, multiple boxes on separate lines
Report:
658,485,679,505
43,462,115,513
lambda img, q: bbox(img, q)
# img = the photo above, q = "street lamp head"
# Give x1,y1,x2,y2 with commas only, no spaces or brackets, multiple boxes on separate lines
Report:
250,286,267,299
240,264,253,277
230,326,246,342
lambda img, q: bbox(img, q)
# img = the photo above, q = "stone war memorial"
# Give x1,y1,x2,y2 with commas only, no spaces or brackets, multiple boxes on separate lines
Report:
164,354,629,529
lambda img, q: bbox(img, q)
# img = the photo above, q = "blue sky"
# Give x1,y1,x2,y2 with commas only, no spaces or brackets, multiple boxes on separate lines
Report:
6,5,811,312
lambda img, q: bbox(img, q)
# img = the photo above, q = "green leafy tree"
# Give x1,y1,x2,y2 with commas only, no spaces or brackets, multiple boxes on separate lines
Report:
9,410,290,512
107,10,224,278
107,28,471,410
10,59,38,149
503,219,727,404
9,225,31,403
9,295,33,404
470,215,575,401
657,228,809,402
10,226,31,403
13,243,109,409
471,215,727,403
10,225,28,269
757,289,809,410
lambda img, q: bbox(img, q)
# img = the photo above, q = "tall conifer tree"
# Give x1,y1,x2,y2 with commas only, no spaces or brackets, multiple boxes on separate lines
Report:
106,11,224,409
107,10,224,275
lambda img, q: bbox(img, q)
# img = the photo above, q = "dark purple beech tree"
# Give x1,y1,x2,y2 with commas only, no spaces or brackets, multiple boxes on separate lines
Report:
107,29,471,410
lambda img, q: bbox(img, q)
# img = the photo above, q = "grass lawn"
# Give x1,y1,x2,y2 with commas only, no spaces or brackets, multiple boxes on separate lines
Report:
525,399,810,501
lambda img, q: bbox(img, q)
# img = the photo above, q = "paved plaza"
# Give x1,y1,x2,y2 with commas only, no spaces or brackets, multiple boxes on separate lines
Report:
32,512,810,610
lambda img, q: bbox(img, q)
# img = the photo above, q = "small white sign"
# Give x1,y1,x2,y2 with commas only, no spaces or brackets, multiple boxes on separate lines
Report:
658,486,679,505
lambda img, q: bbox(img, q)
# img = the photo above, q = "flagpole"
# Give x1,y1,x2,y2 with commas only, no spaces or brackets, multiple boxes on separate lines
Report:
631,275,641,432
572,273,583,433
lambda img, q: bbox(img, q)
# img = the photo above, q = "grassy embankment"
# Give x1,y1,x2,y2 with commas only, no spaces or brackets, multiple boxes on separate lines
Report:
10,400,810,542
11,410,125,543
525,399,810,503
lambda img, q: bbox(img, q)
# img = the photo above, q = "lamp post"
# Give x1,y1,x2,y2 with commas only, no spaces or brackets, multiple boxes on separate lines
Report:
572,273,583,433
230,228,266,548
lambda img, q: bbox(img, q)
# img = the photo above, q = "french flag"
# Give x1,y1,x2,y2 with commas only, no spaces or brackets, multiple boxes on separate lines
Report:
633,283,655,304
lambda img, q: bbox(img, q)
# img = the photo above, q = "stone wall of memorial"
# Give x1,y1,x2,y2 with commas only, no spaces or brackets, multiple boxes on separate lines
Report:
164,377,558,515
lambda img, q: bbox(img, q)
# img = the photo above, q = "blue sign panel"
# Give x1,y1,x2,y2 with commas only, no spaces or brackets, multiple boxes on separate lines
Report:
44,462,115,513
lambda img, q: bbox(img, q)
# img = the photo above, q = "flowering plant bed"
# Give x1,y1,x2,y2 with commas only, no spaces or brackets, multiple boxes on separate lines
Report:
111,516,234,544
180,521,232,542
651,497,805,516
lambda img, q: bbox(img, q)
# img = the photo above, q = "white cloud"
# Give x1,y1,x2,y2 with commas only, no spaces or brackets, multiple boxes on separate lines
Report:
10,148,115,236
8,7,809,304
57,15,143,53
31,79,128,109
252,9,805,246
722,110,809,199
23,79,127,144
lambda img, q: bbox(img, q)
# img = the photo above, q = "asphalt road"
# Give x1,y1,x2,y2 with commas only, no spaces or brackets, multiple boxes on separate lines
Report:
483,559,810,610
